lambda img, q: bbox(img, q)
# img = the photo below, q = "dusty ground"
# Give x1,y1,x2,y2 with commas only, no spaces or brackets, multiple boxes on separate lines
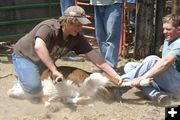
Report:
0,45,179,120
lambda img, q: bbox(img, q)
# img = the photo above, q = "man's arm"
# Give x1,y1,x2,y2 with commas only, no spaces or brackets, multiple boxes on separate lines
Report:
85,50,122,84
34,37,57,72
34,37,63,81
142,55,175,78
132,55,176,86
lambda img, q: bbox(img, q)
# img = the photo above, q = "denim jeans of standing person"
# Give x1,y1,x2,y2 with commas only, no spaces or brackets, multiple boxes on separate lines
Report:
94,3,123,68
12,53,46,95
121,55,180,100
60,0,75,15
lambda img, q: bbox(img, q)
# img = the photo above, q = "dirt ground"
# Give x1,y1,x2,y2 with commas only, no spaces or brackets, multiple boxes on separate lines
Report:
0,45,179,120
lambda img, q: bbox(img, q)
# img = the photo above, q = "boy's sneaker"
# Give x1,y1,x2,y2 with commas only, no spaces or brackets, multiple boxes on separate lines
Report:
7,82,42,102
7,82,26,99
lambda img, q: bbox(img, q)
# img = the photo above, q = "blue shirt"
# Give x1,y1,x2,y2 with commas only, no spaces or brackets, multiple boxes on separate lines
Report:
162,37,180,72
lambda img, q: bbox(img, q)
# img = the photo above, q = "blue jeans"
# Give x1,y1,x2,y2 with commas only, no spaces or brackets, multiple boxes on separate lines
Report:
121,55,180,100
12,53,45,94
60,0,75,15
94,3,123,68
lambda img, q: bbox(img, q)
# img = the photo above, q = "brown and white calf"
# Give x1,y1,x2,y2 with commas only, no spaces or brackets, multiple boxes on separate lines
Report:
41,66,125,107
8,66,152,107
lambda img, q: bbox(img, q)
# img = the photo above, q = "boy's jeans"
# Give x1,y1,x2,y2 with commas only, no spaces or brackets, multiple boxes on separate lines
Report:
12,53,44,94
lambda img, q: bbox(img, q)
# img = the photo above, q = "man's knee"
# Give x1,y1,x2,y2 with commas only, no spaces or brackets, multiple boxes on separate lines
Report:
143,55,160,62
142,55,160,68
124,55,160,74
124,62,139,73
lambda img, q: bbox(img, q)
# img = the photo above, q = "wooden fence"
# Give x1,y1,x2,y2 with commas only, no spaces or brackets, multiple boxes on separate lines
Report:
0,0,60,42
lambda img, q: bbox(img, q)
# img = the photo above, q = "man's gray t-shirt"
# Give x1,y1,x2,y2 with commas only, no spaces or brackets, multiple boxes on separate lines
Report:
162,37,180,72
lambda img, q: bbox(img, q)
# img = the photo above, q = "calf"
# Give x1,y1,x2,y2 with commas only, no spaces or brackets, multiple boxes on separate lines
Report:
41,66,153,106
41,66,121,107
8,66,152,107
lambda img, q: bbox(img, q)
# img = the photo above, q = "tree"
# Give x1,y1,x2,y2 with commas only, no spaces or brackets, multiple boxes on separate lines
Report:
172,0,180,14
134,0,166,59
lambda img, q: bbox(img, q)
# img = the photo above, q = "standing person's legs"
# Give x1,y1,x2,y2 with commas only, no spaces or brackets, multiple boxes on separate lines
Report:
103,3,122,68
94,5,107,57
11,53,43,95
94,4,123,68
60,0,75,15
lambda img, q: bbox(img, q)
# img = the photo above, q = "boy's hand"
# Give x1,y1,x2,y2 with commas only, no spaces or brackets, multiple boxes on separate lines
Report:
52,70,64,84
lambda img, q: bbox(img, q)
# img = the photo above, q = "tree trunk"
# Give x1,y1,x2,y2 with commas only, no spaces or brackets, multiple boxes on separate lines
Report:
134,0,156,59
172,0,180,14
154,0,166,56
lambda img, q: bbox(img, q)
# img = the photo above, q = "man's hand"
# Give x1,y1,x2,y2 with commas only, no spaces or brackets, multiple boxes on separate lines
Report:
115,76,123,85
131,77,142,87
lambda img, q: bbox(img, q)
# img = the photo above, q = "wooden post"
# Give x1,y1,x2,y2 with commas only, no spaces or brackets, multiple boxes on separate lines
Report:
172,0,180,15
134,0,155,59
154,0,166,56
